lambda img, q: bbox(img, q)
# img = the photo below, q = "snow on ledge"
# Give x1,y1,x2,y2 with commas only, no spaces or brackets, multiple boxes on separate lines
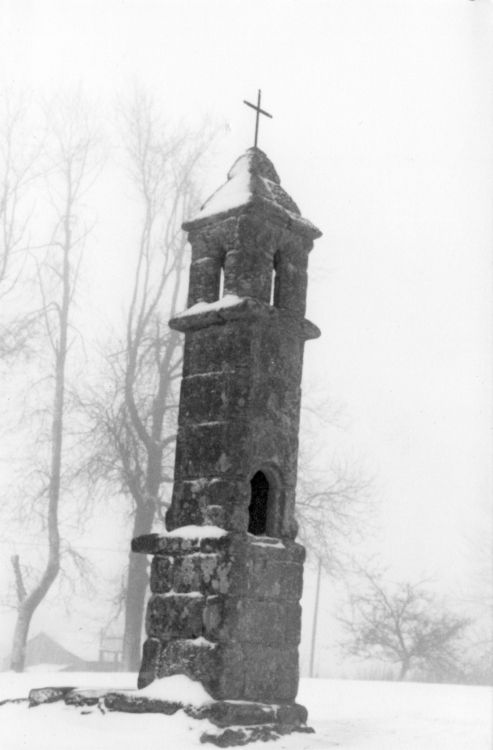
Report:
251,539,285,549
137,674,213,707
165,525,228,540
186,636,217,648
161,591,204,598
174,294,244,318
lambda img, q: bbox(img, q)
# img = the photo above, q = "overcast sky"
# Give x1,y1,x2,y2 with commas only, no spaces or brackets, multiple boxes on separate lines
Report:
0,0,491,659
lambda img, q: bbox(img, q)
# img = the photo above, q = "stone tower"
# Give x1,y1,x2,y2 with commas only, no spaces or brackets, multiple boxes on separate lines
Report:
133,147,321,722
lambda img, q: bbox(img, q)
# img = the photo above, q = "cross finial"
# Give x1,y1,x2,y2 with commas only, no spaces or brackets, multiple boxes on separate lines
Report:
243,89,273,148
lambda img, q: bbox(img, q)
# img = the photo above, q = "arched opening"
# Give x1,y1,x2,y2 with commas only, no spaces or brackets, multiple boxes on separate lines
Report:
248,471,270,535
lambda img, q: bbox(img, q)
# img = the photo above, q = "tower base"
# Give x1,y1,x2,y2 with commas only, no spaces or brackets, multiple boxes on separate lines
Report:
27,685,313,747
133,528,306,705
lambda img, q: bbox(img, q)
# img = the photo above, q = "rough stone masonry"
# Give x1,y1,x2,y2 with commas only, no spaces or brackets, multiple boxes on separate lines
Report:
132,146,322,732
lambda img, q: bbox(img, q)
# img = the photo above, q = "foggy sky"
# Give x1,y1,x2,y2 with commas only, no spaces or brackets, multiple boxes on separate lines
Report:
0,0,491,658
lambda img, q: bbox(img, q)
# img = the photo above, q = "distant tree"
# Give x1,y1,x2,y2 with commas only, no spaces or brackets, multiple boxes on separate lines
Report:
9,98,98,671
82,94,213,671
340,570,470,681
462,503,493,685
459,625,493,686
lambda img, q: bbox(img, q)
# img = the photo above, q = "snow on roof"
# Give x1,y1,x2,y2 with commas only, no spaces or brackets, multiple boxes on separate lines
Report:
192,153,252,221
185,148,322,237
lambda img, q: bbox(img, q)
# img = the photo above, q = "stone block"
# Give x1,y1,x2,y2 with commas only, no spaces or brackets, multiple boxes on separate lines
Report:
202,595,300,648
202,594,232,641
247,539,290,563
245,556,281,599
228,502,249,533
236,600,301,646
199,725,277,747
277,702,308,726
193,699,278,727
179,372,252,426
138,637,162,688
245,558,303,601
242,645,299,703
157,638,219,688
179,373,229,426
281,562,304,601
132,533,201,556
182,322,255,377
171,553,232,596
138,530,236,558
174,421,251,480
167,478,251,532
235,600,285,645
150,556,173,594
199,533,234,555
146,593,205,639
214,642,245,700
175,479,210,525
203,504,226,527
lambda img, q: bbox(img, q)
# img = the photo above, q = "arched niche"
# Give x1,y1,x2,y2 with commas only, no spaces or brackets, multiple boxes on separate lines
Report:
247,467,282,537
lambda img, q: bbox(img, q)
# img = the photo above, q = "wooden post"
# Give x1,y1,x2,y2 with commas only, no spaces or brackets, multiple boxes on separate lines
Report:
309,557,322,678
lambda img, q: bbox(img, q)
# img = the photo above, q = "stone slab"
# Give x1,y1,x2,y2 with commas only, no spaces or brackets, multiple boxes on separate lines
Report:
200,723,314,747
28,686,76,707
104,692,181,715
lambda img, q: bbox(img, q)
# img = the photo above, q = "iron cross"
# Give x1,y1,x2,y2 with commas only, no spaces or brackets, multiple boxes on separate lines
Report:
243,89,273,148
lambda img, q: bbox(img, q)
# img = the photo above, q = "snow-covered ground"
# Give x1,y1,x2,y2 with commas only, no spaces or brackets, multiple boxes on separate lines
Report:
0,671,490,750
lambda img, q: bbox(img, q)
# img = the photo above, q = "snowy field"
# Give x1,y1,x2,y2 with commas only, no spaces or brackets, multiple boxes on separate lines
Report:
0,671,491,750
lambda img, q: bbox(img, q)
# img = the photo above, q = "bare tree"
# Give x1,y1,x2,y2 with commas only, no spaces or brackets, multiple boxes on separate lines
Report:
339,570,469,681
9,99,98,671
295,402,374,676
83,95,212,671
296,390,374,575
0,92,42,358
296,461,373,574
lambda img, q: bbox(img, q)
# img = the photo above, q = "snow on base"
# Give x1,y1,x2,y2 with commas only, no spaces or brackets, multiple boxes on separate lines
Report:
137,674,213,706
0,672,491,750
26,664,70,674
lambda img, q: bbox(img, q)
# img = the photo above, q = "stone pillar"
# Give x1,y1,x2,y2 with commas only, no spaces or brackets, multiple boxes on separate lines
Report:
133,147,322,734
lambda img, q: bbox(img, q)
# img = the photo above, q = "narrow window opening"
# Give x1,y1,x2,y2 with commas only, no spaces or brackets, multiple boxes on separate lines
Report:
269,270,276,305
219,265,224,299
270,252,281,307
248,471,270,535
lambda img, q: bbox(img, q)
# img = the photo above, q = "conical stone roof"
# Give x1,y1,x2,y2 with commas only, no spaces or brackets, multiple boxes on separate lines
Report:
183,147,321,239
